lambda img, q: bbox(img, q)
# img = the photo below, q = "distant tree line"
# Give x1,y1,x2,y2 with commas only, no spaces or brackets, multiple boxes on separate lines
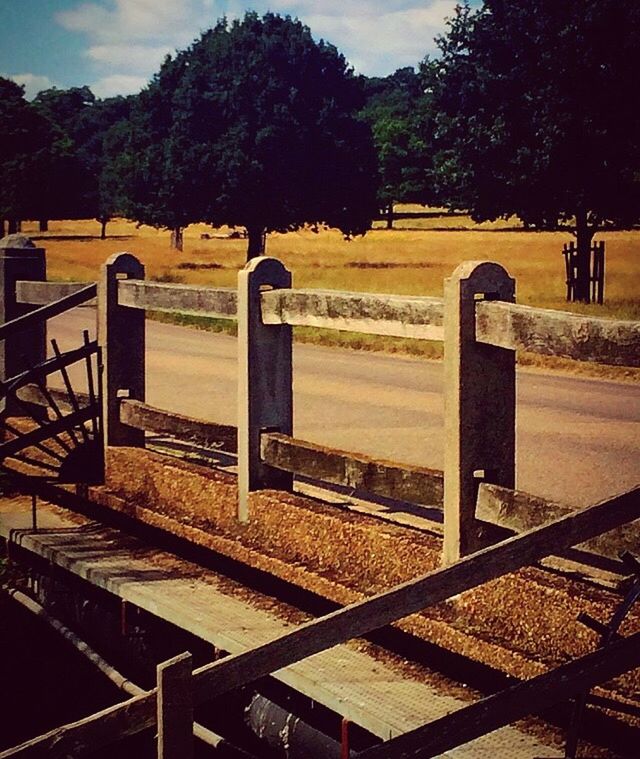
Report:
1,4,638,301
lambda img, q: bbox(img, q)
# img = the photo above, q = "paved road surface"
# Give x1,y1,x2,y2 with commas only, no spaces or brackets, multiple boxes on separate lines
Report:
48,308,640,507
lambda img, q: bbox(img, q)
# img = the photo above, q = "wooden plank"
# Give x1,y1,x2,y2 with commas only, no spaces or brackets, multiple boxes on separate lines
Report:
0,283,97,342
261,432,444,506
157,653,193,759
476,300,640,367
119,400,237,453
15,280,96,306
188,485,640,705
261,288,444,341
476,483,640,563
359,629,640,758
117,279,237,318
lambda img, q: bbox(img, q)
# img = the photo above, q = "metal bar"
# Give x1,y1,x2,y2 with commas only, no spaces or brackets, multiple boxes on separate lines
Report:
50,339,90,444
0,406,96,460
3,420,65,464
83,331,99,441
0,283,97,342
1,341,98,398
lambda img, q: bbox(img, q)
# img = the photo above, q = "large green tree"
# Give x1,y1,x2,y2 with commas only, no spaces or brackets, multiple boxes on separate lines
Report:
32,87,131,237
113,12,378,255
362,67,435,228
425,1,640,301
0,78,57,235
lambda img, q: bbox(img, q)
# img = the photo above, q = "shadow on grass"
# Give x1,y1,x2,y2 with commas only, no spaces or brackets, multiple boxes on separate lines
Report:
30,234,134,242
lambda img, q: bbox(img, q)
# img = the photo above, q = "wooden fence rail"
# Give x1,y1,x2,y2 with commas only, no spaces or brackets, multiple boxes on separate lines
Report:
2,246,640,757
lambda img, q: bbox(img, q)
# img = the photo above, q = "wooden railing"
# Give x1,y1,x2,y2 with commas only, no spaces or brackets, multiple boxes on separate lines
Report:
3,250,640,758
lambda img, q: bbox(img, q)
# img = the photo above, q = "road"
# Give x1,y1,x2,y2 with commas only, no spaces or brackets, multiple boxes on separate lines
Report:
48,308,640,507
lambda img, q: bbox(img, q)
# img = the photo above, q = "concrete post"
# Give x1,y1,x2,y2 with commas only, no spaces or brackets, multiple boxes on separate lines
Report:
443,261,516,564
157,652,193,759
0,234,46,415
98,253,145,448
237,256,293,521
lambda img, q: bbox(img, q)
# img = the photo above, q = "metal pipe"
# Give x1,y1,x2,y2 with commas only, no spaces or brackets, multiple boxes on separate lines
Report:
5,587,252,755
246,692,349,758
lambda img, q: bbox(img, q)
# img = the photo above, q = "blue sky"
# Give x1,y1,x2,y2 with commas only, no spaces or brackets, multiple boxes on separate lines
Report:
0,0,460,99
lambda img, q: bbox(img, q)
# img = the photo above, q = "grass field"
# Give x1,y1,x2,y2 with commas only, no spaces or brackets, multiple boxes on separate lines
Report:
20,215,640,381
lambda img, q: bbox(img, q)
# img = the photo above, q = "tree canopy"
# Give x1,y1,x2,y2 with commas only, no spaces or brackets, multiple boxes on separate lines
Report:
111,12,379,255
424,0,640,300
361,67,435,226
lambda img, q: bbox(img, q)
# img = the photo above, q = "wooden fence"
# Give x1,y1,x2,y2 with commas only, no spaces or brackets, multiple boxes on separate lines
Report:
2,248,640,757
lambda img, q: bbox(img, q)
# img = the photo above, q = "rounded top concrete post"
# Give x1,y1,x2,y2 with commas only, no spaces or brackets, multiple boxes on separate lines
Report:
0,234,44,255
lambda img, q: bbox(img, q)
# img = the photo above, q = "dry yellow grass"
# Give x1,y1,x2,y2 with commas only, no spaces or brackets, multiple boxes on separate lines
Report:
20,217,640,380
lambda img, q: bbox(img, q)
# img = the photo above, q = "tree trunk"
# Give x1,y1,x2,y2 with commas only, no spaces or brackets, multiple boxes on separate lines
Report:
16,220,22,232
573,208,594,303
246,226,266,261
39,219,48,232
170,226,184,251
7,219,18,234
386,203,394,229
100,218,108,240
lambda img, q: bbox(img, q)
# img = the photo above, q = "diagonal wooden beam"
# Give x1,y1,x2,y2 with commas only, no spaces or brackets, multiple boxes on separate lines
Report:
359,629,640,758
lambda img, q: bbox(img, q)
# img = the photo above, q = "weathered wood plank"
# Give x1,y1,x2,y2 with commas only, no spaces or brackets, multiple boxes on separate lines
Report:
476,483,640,563
476,300,640,367
0,283,97,342
359,628,640,758
117,279,237,318
15,280,96,306
157,653,193,759
188,485,640,705
261,288,444,341
261,432,444,506
119,399,237,452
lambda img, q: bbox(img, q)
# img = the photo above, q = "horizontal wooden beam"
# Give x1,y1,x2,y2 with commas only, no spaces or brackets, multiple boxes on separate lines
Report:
117,280,237,319
15,280,95,306
119,400,237,453
0,283,97,342
5,485,638,756
261,288,444,341
261,432,443,506
476,300,640,367
476,483,640,563
359,628,640,758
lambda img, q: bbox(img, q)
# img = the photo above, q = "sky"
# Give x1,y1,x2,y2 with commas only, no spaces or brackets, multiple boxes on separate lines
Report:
0,0,460,100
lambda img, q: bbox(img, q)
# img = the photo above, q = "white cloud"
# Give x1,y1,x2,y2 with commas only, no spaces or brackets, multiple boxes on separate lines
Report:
91,74,151,98
87,43,174,70
54,0,456,95
2,73,56,100
305,1,458,74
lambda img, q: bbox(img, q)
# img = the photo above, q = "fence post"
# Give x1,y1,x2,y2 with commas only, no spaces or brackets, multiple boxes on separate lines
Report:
443,261,516,565
98,253,145,448
237,256,293,522
156,652,193,759
0,235,46,415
